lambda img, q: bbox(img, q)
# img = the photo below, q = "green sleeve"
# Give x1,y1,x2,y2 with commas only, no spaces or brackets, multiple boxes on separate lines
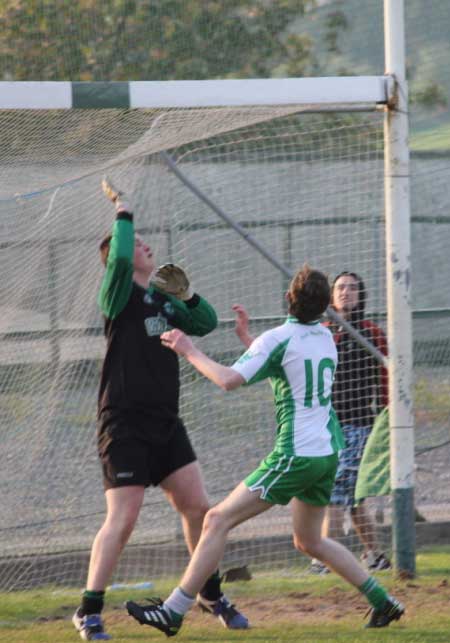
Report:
153,288,218,337
246,339,289,385
97,218,134,320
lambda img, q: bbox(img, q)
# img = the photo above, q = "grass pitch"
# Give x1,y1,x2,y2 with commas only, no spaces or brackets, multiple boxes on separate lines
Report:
1,546,449,642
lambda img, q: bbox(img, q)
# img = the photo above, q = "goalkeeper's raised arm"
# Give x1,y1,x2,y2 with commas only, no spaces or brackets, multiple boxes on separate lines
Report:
97,179,136,320
98,178,216,335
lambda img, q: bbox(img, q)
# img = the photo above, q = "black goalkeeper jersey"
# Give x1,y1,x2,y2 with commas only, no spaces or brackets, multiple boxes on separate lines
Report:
97,214,217,448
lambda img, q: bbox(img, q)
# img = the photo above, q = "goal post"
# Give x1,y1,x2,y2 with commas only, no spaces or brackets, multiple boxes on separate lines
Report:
160,148,388,368
384,0,415,576
0,72,414,590
0,76,393,109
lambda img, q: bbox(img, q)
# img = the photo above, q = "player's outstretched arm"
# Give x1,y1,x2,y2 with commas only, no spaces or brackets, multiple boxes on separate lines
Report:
102,176,132,213
161,329,245,391
232,304,254,348
98,177,134,319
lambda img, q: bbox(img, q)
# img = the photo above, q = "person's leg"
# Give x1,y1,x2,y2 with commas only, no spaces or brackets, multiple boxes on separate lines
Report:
309,438,351,573
352,502,377,552
309,500,346,573
345,425,391,569
160,457,250,629
323,503,346,539
292,499,368,586
178,482,271,597
352,502,391,570
161,461,209,555
126,483,271,634
86,486,145,590
291,499,403,627
161,460,224,602
345,426,385,560
328,426,391,570
84,436,151,595
73,485,144,640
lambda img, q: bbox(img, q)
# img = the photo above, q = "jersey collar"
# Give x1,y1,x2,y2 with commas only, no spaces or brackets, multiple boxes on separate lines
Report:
286,315,320,326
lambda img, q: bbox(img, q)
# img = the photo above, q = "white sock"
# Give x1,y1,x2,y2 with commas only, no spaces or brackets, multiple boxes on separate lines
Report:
365,550,377,566
164,587,195,617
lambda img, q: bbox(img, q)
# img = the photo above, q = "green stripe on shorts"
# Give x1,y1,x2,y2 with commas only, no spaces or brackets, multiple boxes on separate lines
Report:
244,449,338,506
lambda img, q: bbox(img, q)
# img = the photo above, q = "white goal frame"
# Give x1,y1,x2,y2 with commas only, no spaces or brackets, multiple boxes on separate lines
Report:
0,0,414,577
1,76,393,110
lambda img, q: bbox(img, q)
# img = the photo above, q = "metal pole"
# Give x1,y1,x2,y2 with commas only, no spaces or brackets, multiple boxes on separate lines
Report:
160,150,388,368
384,0,415,576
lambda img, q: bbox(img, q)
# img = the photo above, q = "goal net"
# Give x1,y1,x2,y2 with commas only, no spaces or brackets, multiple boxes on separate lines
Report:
0,98,390,590
2,80,446,591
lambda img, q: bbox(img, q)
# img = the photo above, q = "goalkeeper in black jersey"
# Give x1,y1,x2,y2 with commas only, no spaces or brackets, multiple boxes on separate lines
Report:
73,180,248,642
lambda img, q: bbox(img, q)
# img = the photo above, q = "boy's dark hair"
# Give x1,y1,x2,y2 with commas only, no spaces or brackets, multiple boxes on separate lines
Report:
287,264,330,323
99,234,112,266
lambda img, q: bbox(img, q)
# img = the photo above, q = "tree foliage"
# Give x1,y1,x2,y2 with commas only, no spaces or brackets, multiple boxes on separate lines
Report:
0,0,446,121
0,0,331,81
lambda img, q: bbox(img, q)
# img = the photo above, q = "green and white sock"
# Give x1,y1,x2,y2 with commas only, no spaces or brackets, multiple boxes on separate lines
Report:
164,587,195,620
359,576,389,609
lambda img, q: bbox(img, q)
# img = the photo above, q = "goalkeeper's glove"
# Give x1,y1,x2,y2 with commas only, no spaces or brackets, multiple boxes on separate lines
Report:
150,263,194,301
102,177,132,213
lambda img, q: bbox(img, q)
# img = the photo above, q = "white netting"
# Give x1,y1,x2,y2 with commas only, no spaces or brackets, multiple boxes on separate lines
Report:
410,155,450,524
2,105,449,591
0,107,395,590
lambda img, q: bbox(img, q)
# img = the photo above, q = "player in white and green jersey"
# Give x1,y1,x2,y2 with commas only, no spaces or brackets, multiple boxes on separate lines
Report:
237,318,343,457
236,317,343,507
126,265,405,635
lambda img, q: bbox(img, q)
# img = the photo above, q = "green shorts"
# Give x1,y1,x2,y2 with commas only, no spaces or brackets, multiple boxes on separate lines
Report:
244,450,339,506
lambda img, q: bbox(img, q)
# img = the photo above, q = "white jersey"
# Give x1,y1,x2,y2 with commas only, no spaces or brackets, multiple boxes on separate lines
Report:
231,317,343,457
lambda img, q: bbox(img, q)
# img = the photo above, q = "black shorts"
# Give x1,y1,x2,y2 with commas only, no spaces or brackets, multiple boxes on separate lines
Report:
101,419,197,491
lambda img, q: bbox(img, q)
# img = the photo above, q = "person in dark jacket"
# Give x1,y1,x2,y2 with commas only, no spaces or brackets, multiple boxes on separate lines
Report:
310,271,391,574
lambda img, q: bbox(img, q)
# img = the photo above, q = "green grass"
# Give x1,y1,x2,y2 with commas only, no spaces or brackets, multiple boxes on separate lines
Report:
1,547,450,642
410,122,450,152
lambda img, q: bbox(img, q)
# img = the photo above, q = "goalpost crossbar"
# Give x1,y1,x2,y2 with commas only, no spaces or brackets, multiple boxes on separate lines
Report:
0,77,394,110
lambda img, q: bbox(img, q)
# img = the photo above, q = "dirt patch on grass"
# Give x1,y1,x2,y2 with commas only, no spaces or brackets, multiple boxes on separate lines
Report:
103,578,450,629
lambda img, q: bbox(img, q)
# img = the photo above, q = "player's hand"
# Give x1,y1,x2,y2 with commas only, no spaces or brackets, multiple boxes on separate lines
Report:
151,264,193,301
102,177,122,202
232,304,254,347
161,329,194,356
232,304,249,334
102,176,131,213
